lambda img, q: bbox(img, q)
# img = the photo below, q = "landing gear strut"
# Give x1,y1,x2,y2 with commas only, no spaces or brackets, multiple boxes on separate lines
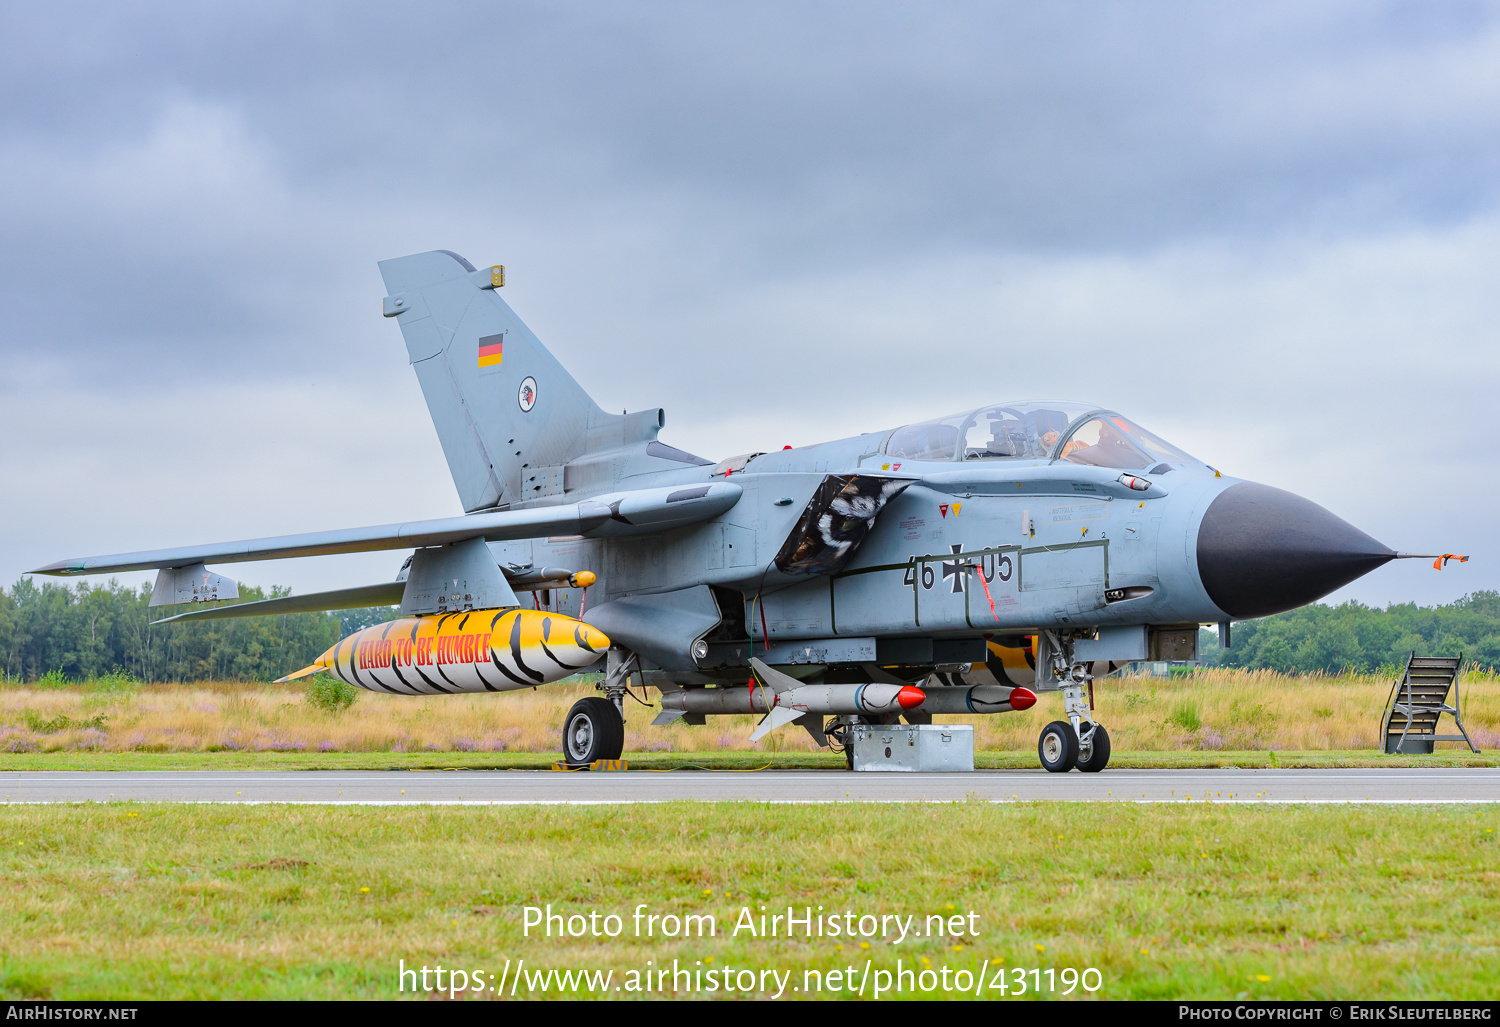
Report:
600,648,637,720
1038,631,1112,773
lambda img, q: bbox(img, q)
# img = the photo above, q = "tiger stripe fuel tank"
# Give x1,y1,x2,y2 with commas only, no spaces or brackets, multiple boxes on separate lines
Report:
304,609,608,695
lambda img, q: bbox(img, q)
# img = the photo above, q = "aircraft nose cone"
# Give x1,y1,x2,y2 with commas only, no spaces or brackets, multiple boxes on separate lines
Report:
1196,482,1394,619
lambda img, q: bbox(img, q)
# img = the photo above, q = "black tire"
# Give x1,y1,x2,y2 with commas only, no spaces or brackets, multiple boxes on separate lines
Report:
1076,722,1111,773
562,697,624,765
1038,720,1079,773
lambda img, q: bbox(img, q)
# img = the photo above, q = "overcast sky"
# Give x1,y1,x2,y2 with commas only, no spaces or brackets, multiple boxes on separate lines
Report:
4,1,1498,608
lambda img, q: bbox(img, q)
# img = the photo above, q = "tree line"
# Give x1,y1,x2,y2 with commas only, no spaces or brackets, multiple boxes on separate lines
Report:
0,578,394,683
1200,591,1500,675
4,576,1498,683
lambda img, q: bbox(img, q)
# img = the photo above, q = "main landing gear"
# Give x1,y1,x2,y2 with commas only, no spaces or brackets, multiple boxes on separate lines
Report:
560,648,631,765
562,697,624,765
1036,633,1112,773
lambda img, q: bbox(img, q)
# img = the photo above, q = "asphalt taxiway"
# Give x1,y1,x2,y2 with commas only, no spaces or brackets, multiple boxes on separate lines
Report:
2,768,1497,804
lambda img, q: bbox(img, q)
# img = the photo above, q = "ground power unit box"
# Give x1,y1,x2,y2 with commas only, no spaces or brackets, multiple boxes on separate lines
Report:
850,724,974,772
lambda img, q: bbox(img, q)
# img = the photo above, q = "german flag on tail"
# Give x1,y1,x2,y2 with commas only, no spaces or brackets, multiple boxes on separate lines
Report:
477,333,504,368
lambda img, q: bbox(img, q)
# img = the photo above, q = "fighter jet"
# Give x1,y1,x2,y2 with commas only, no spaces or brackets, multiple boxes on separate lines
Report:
32,249,1465,772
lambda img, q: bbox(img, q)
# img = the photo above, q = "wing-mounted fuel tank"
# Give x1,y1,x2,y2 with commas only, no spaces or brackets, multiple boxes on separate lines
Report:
278,609,609,694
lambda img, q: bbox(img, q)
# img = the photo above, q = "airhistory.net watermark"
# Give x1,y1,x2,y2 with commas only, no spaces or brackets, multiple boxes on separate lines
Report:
520,902,983,943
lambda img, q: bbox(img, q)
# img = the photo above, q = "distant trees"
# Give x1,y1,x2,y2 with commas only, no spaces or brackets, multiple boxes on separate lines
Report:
1201,591,1500,675
0,578,395,683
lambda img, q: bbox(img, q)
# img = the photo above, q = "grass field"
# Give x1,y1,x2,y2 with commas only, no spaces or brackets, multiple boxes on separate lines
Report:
2,667,1496,763
4,669,1498,1001
1,803,1496,1000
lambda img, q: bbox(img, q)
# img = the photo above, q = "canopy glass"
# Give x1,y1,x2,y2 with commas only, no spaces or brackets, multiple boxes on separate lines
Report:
883,402,1199,469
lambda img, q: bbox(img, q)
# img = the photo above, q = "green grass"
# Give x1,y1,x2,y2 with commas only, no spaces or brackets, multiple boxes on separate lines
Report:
1,803,1497,1000
2,748,1499,772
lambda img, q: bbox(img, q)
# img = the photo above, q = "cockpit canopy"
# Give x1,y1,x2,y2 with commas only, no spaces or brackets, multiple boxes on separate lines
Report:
883,402,1199,470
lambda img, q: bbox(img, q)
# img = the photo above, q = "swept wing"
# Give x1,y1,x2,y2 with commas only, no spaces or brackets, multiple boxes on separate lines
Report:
31,482,742,577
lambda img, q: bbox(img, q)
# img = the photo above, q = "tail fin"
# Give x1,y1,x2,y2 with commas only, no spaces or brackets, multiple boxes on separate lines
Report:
378,250,664,511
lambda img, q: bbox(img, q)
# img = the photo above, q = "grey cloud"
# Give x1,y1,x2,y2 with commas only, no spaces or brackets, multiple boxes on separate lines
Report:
9,4,1500,239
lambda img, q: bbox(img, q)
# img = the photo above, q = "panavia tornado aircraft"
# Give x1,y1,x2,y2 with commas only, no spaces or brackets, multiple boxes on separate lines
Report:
34,249,1466,772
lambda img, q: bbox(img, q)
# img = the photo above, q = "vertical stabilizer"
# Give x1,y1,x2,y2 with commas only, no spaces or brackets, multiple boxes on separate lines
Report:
378,250,659,511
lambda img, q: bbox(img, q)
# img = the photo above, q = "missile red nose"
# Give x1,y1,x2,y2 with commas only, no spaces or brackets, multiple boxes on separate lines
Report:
897,685,926,709
1008,687,1037,711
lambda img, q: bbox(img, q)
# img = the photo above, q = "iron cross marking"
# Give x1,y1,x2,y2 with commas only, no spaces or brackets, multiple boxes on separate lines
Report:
942,543,967,593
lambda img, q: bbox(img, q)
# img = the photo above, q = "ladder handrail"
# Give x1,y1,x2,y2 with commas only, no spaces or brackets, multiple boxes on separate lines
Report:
1396,651,1416,752
1380,679,1397,740
1451,654,1477,754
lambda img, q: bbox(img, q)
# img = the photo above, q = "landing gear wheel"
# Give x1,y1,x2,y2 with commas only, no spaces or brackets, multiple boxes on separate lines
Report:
1076,723,1111,773
1038,720,1079,773
562,697,624,765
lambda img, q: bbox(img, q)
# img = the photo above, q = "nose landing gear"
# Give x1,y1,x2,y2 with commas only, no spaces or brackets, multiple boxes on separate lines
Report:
1037,632,1113,773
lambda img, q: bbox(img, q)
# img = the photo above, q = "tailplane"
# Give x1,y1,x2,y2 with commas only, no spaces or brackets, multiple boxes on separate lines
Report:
378,249,665,511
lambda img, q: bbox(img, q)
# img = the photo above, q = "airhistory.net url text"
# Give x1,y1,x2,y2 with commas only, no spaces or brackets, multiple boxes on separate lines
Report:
397,958,1103,998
